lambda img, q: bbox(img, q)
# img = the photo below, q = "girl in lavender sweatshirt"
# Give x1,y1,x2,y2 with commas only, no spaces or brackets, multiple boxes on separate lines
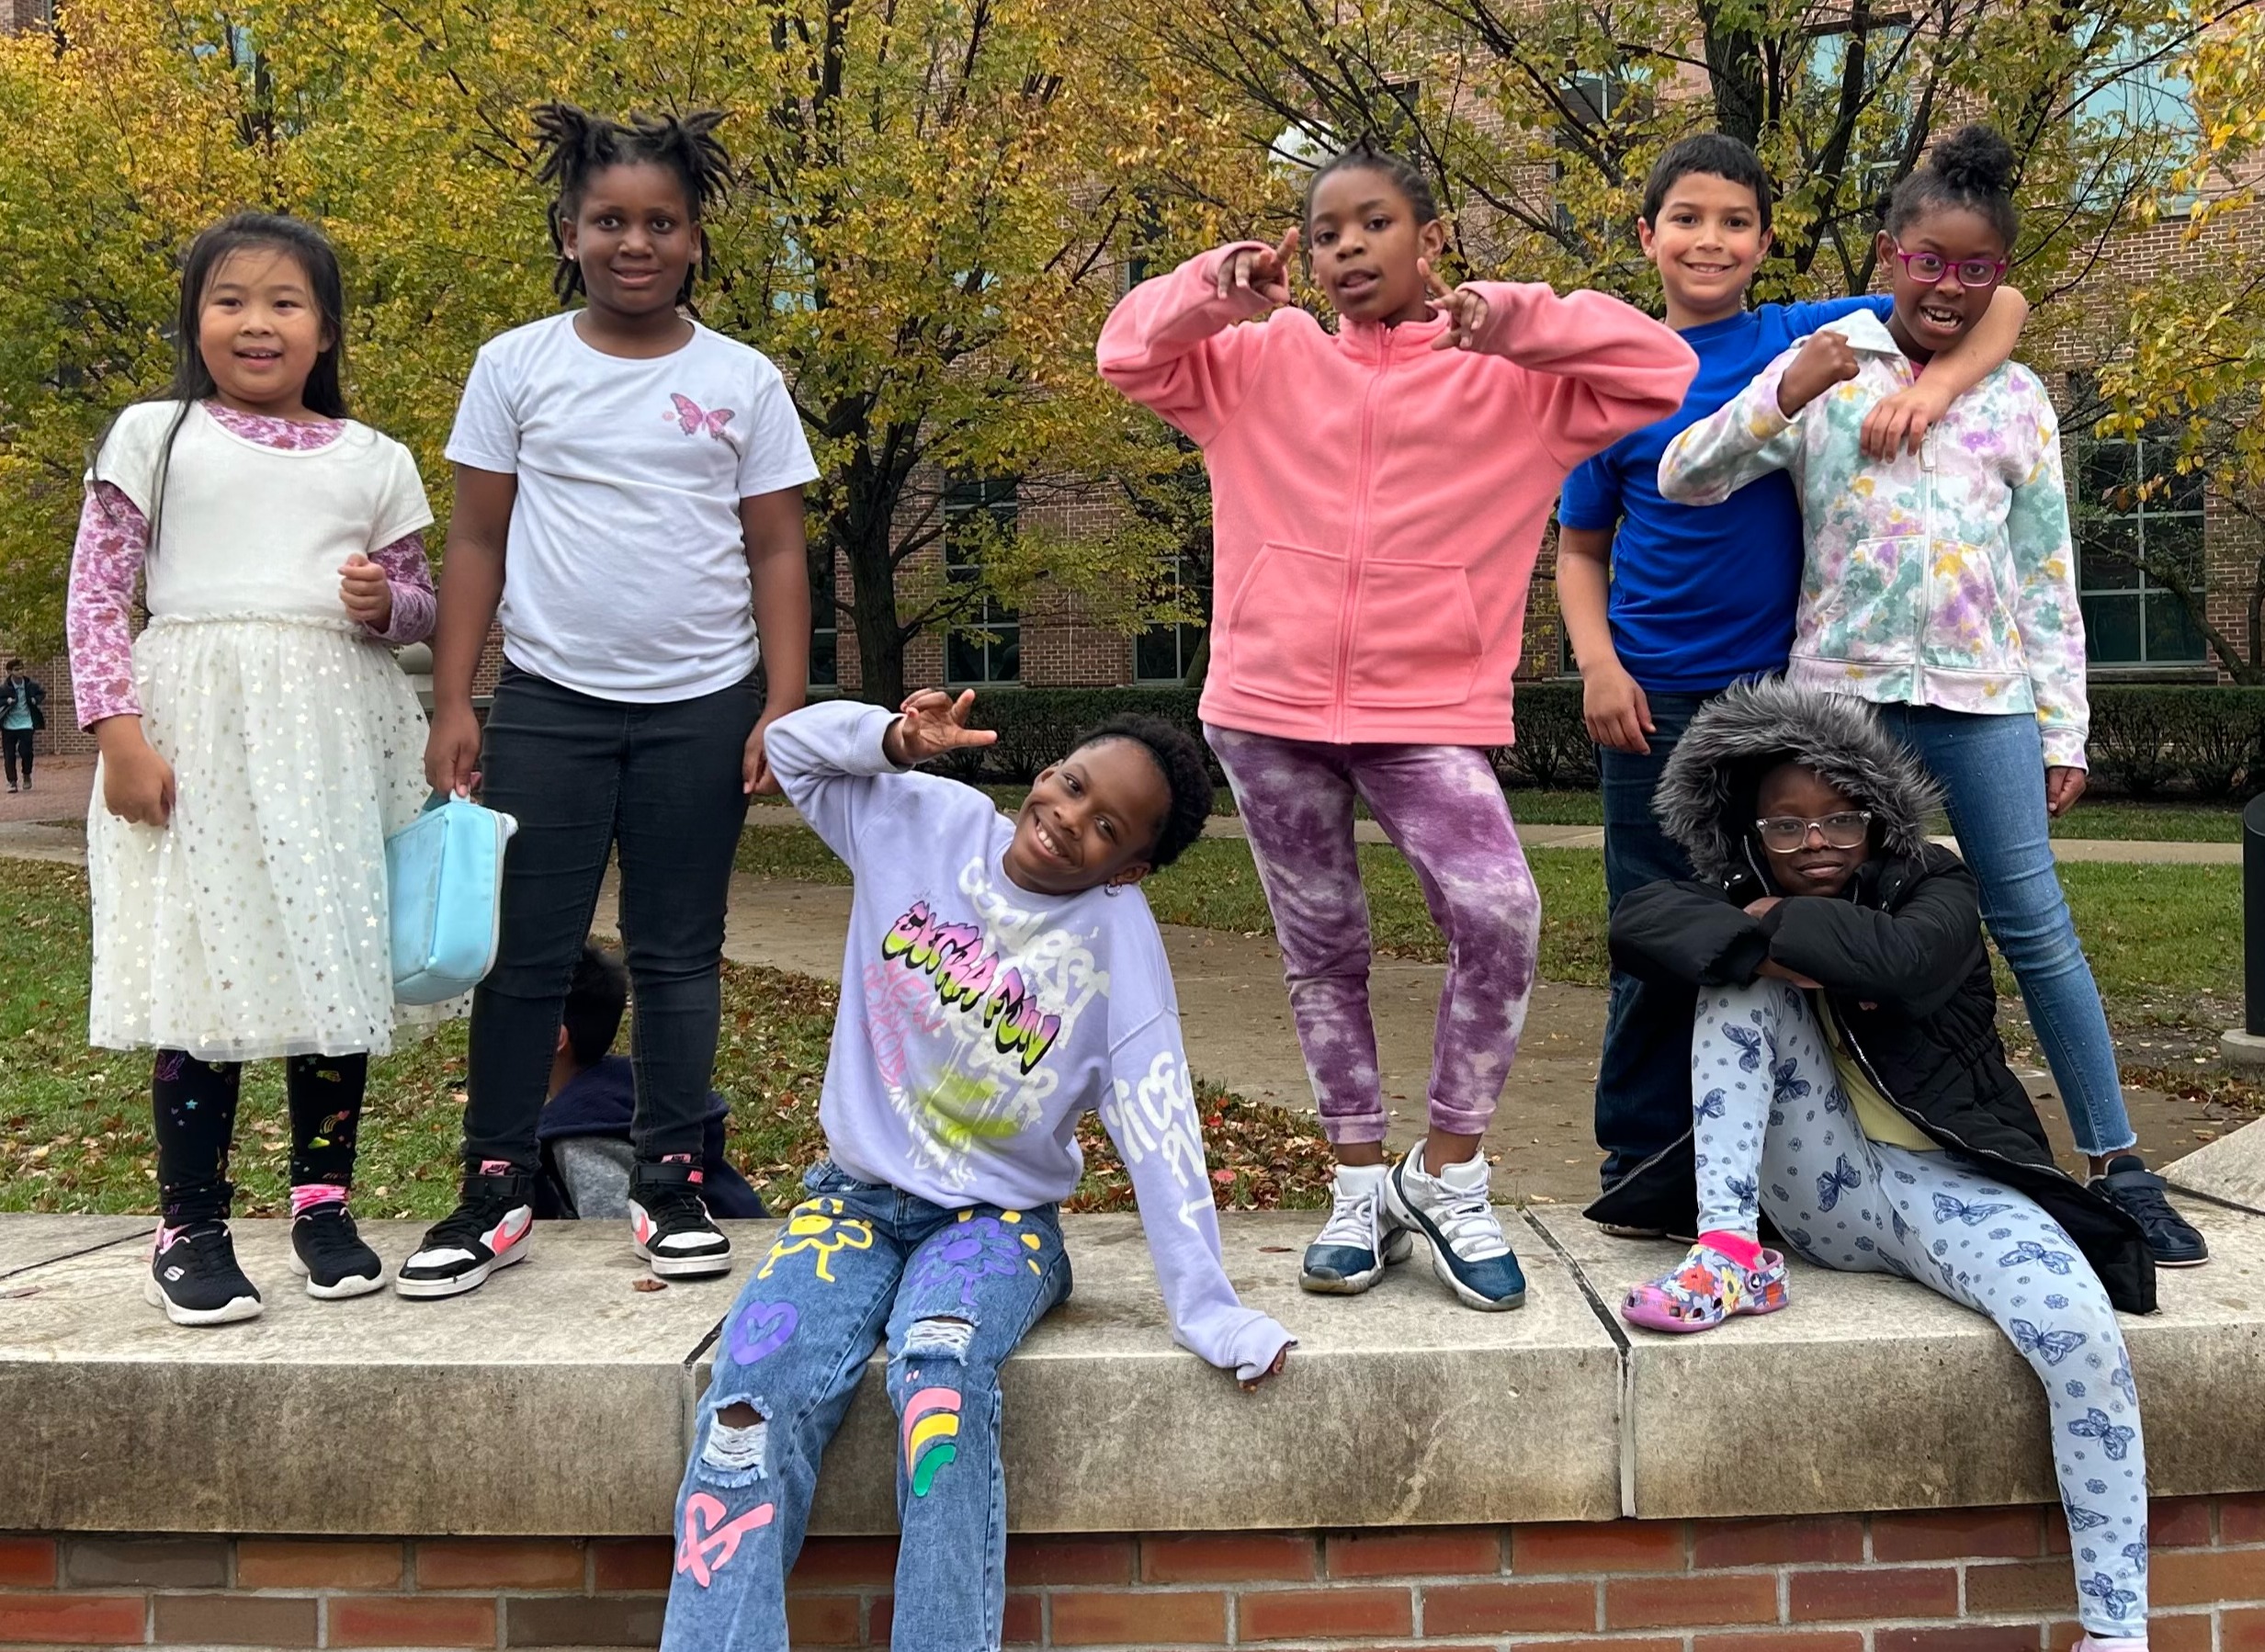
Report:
660,693,1293,1652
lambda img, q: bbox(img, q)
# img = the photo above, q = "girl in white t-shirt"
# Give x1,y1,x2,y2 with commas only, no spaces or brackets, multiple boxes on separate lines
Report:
401,104,819,1300
67,213,440,1326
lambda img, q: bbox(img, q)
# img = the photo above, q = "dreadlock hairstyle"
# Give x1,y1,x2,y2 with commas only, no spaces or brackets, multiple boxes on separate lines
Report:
1068,715,1217,870
530,102,733,308
1302,138,1441,229
1886,123,2021,247
90,212,350,562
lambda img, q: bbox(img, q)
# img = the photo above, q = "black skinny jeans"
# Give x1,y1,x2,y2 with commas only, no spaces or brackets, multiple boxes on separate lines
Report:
463,664,758,1170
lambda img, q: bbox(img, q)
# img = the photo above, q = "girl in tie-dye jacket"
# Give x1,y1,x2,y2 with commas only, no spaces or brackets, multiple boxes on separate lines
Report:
1656,291,2084,765
1656,125,2210,1280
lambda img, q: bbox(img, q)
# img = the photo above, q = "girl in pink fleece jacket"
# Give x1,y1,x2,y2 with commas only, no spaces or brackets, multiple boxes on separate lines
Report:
1099,143,1696,1310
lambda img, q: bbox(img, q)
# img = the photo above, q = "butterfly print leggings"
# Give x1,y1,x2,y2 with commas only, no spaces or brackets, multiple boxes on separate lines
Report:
1690,979,2148,1640
1205,726,1539,1147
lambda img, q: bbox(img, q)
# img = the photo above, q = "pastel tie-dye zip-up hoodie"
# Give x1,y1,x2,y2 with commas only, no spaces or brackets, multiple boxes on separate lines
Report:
1657,309,2089,769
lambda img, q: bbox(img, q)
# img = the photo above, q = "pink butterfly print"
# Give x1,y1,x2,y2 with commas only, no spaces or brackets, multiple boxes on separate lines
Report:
665,393,737,440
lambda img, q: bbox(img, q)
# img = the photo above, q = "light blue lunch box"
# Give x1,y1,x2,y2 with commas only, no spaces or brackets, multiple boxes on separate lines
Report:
385,794,518,1005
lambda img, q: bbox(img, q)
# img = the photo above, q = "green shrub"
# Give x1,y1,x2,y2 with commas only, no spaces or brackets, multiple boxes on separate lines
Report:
827,681,2265,798
1494,679,1596,789
2087,685,2265,798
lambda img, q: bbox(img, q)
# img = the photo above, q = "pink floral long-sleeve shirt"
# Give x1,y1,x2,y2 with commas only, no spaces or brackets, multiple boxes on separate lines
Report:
67,402,436,729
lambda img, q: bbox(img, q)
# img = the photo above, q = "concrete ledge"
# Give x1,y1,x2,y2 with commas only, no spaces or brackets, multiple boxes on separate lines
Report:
2167,1111,2265,1214
2,1195,2258,1538
1544,1204,2265,1518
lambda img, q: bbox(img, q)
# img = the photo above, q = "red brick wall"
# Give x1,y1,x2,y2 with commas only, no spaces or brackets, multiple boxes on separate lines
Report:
6,1499,2263,1648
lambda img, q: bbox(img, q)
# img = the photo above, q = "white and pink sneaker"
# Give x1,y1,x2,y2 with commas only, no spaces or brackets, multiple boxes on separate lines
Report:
394,1165,535,1299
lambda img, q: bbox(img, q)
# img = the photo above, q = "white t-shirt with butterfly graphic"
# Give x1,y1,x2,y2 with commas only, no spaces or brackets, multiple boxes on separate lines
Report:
447,311,820,702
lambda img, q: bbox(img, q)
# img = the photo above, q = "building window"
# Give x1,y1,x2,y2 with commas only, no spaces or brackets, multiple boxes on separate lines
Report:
2074,42,2201,214
2077,432,2208,666
1136,556,1205,683
1804,25,1916,208
945,478,1020,686
808,545,838,689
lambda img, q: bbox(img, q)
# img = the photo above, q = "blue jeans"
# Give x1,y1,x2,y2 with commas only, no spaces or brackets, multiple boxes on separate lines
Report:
661,1162,1070,1652
1595,691,1712,1186
1871,704,2135,1158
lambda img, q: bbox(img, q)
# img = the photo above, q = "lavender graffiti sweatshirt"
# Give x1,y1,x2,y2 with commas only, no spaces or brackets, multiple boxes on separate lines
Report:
765,701,1296,1381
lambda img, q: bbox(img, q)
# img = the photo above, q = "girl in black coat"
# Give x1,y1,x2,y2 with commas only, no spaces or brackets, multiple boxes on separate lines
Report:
1595,679,2155,1651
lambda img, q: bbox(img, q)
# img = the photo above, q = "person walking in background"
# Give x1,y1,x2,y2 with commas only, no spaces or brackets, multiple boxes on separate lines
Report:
1,658,44,793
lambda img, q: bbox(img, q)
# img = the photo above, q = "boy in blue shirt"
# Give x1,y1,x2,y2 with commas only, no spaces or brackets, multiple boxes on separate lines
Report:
1557,133,2030,1201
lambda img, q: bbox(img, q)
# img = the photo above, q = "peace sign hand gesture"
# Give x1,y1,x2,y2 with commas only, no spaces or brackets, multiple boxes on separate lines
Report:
1422,260,1490,351
884,689,1000,768
1216,230,1299,309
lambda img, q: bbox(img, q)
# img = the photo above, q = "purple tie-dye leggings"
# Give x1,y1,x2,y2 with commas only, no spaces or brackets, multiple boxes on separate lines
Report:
1206,724,1540,1147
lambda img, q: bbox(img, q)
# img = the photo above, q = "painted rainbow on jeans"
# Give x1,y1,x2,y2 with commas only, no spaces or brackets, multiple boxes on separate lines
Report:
902,1386,962,1497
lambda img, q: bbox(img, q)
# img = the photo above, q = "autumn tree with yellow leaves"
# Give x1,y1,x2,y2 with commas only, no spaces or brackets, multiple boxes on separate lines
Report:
0,0,1271,700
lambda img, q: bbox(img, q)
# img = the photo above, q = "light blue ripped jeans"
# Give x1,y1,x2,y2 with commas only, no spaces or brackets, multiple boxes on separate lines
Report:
660,1160,1070,1652
1693,980,2148,1640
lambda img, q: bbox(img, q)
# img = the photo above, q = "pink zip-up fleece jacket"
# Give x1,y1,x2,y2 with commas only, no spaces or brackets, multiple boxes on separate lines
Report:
1099,245,1698,746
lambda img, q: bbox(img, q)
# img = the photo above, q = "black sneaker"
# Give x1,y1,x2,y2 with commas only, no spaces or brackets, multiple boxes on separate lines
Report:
288,1203,386,1299
2092,1154,2209,1268
145,1223,264,1326
394,1168,536,1299
629,1160,732,1279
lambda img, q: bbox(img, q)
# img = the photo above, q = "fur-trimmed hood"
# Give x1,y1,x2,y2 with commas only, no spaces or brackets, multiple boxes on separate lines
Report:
1654,678,1941,881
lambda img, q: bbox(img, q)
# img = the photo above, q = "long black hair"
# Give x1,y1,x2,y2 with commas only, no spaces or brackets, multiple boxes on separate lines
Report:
530,102,733,307
90,212,350,557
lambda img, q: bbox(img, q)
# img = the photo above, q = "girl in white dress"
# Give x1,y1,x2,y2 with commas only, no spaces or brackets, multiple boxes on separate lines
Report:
68,213,439,1326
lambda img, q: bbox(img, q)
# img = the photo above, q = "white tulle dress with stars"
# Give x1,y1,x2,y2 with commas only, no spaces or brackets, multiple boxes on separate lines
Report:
72,400,446,1061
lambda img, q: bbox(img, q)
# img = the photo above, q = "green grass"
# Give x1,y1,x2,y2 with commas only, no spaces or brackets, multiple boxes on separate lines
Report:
0,857,1336,1216
2050,799,2245,843
742,817,2237,1014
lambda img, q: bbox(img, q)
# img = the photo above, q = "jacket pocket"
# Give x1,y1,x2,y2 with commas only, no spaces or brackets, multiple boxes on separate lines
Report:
1920,539,2022,670
1222,542,1346,707
1803,534,1924,666
1343,559,1482,709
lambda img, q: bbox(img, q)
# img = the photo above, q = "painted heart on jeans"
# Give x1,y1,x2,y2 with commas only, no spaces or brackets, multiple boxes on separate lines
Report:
726,1299,798,1365
675,1491,774,1588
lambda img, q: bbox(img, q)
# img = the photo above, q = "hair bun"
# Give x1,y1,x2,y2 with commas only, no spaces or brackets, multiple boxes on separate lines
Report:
1927,123,2018,198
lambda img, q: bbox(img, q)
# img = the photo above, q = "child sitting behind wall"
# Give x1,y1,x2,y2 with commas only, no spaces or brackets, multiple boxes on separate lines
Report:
1593,677,2157,1651
532,945,764,1225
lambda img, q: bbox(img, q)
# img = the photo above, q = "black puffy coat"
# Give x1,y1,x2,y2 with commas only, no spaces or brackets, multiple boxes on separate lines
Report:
1584,680,2154,1316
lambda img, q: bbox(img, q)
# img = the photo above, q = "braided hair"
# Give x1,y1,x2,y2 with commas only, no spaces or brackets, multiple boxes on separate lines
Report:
1303,139,1441,229
530,102,733,306
1069,715,1216,870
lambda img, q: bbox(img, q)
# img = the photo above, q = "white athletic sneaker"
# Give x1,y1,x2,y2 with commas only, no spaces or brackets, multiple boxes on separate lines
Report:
1298,1162,1413,1294
1383,1141,1527,1310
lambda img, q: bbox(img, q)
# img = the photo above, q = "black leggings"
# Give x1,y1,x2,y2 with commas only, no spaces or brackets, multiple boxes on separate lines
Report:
461,664,758,1171
153,1050,368,1228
